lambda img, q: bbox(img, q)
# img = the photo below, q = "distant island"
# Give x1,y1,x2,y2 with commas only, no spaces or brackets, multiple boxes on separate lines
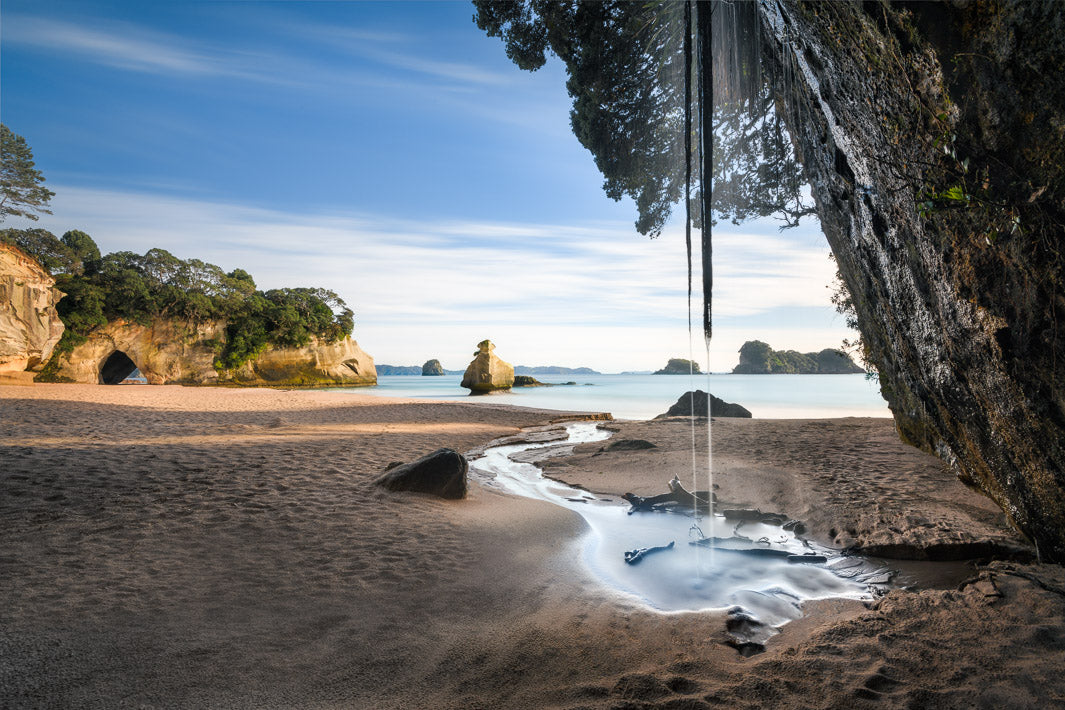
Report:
514,365,600,375
731,340,864,375
422,359,445,376
654,358,702,375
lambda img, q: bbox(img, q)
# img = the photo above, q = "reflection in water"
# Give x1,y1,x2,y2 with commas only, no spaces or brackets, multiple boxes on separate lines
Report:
473,422,880,625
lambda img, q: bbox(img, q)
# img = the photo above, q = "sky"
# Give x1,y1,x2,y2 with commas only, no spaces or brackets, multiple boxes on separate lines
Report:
0,0,855,373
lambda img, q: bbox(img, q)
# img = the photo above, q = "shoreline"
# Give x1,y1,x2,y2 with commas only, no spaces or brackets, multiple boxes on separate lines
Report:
3,384,1063,708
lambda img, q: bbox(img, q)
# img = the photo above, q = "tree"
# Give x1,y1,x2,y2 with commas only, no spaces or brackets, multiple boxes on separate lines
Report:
473,1,813,237
1,124,55,222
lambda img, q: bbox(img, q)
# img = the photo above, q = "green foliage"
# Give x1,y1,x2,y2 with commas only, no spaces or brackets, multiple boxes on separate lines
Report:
474,1,814,236
0,124,54,222
23,232,355,373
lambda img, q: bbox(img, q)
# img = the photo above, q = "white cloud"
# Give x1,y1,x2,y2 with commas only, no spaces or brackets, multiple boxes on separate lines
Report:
22,185,853,372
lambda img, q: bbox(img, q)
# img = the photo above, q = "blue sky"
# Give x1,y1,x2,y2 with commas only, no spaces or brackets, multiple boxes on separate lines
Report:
1,0,853,372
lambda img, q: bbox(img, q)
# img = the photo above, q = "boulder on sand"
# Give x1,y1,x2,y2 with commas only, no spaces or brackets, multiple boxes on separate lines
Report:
374,448,468,499
655,390,752,418
460,340,514,394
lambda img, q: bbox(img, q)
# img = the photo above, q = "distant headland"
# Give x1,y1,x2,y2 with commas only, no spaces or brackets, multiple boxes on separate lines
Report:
731,340,864,375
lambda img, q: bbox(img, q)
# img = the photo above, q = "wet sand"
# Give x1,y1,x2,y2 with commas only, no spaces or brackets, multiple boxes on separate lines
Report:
2,385,1064,708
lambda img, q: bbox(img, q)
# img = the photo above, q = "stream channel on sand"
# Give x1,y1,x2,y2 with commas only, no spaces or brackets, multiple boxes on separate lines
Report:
471,422,958,641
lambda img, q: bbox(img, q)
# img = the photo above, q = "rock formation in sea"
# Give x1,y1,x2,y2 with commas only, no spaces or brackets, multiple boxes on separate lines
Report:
654,358,702,375
422,359,445,376
45,319,376,387
655,390,752,419
759,2,1065,560
732,340,864,375
460,339,514,394
0,243,64,384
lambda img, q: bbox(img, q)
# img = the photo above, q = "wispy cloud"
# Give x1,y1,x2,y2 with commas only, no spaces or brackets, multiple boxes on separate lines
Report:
9,16,223,77
22,186,849,371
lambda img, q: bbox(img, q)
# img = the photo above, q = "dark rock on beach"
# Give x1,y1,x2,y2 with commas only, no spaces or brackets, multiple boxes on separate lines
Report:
605,438,658,452
374,448,468,499
655,390,752,419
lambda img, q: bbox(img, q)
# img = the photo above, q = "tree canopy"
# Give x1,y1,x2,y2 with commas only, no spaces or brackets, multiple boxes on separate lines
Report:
0,124,54,223
473,0,814,236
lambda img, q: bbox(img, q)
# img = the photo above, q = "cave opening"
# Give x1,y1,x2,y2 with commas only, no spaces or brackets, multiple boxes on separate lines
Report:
100,350,141,385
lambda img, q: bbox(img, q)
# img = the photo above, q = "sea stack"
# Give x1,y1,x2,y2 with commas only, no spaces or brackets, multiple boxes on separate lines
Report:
422,359,445,376
460,340,514,394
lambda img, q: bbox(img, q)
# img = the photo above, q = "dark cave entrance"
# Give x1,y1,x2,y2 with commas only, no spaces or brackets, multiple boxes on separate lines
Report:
101,350,141,385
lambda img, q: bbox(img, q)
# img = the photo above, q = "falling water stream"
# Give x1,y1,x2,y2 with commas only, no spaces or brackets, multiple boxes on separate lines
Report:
471,422,897,634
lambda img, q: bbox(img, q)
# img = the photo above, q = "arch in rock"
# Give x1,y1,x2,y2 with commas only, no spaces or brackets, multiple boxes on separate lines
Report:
100,350,141,385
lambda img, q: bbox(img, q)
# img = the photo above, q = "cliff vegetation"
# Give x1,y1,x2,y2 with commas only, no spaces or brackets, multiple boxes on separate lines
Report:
0,228,354,379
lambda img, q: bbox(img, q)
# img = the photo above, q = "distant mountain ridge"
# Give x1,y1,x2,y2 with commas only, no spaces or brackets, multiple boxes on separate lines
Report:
377,363,601,376
514,365,601,375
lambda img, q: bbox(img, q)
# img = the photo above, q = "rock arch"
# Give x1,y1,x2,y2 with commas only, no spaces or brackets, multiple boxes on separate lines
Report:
100,350,140,385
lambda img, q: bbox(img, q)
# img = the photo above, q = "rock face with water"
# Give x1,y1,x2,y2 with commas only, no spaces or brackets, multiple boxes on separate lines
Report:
0,243,64,383
759,1,1065,562
655,390,752,419
374,448,468,499
422,359,445,376
46,318,377,387
460,339,514,394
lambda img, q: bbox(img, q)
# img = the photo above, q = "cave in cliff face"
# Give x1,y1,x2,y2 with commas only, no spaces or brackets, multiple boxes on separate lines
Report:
100,351,140,385
756,1,1065,561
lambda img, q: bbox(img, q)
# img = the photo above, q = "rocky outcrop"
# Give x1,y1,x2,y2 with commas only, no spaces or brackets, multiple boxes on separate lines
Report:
655,390,752,419
0,243,64,382
47,318,376,387
732,340,864,375
422,359,445,376
460,340,514,394
759,2,1065,560
374,448,468,499
654,358,702,375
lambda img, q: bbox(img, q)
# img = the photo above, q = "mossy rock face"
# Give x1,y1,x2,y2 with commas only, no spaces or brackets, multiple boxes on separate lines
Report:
765,1,1065,560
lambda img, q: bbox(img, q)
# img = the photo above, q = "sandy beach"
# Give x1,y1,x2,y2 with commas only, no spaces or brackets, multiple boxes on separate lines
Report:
3,385,1064,709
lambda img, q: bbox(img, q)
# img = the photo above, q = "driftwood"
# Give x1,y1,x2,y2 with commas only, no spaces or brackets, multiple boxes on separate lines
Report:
624,540,675,565
622,477,714,515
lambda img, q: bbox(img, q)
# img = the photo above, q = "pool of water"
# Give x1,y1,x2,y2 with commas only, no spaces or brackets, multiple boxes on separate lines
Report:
471,422,884,622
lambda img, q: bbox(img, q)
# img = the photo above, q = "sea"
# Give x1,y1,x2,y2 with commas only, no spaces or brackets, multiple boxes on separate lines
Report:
333,373,891,420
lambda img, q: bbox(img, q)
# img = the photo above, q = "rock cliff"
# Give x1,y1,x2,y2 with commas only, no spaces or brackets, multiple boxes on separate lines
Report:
760,1,1065,561
460,340,514,394
46,319,376,387
0,243,64,383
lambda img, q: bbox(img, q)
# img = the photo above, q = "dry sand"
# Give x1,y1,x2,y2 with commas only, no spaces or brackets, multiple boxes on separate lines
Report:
2,385,1064,709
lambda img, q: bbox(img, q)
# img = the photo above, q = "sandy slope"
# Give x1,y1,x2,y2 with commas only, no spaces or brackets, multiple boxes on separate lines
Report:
2,385,1064,709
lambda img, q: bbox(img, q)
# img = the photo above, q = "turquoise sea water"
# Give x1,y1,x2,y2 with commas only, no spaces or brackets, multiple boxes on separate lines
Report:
334,373,890,420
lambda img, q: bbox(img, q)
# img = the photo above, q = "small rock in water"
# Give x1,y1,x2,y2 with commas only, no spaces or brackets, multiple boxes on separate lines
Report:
374,448,468,499
783,519,808,535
